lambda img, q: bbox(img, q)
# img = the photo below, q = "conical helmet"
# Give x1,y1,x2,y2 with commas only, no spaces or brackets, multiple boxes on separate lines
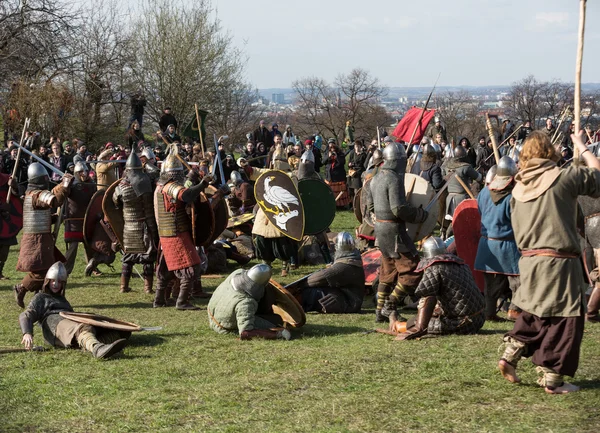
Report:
422,236,447,259
161,144,183,173
46,262,68,283
300,150,315,164
126,146,143,170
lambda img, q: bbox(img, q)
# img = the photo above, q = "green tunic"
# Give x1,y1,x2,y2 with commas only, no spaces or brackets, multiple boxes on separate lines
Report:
207,269,275,335
511,164,600,317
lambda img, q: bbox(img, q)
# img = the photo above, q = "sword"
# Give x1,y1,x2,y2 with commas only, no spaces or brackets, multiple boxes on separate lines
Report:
14,142,65,177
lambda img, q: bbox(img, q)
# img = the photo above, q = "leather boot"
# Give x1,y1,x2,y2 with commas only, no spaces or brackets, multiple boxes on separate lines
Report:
93,339,128,359
153,279,167,308
587,284,600,322
176,278,200,310
14,284,26,309
191,278,211,299
0,261,8,280
380,300,397,319
120,274,131,293
167,279,180,306
281,261,289,277
395,296,436,341
85,258,99,277
143,275,154,294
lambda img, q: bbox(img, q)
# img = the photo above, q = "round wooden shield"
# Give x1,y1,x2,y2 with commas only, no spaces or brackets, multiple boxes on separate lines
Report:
59,312,142,332
101,179,124,247
452,199,484,292
83,189,105,247
265,279,306,328
227,213,254,229
0,188,23,239
404,173,439,241
361,248,381,286
208,195,229,244
298,179,336,235
254,170,304,241
353,187,363,223
193,193,215,247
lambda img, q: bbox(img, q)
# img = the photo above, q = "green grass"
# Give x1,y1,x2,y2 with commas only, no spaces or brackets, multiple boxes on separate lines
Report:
1,210,600,432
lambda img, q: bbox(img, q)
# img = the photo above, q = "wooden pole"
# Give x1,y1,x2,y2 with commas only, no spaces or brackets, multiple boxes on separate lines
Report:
455,175,476,200
7,117,31,203
485,113,501,165
194,103,205,158
573,0,587,160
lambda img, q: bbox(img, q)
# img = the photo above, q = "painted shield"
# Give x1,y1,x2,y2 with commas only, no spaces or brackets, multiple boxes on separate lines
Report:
227,213,254,229
193,193,215,247
101,180,124,248
264,279,306,328
452,199,484,292
0,188,23,239
254,170,304,241
83,189,105,248
353,187,363,223
208,193,229,244
404,173,439,241
298,178,335,235
362,248,382,287
59,312,142,332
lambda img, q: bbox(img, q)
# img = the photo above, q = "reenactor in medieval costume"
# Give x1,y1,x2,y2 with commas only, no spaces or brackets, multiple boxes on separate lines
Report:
0,172,20,280
140,147,160,185
19,262,129,359
237,142,299,277
153,146,214,310
64,162,98,275
207,264,291,340
389,237,485,340
365,143,428,322
227,170,255,215
295,232,364,314
14,163,71,308
474,157,522,322
347,140,367,203
112,150,158,294
499,130,600,394
355,149,383,248
94,146,120,191
418,144,444,191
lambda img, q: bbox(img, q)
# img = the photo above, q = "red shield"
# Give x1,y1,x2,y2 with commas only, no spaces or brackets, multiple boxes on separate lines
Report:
452,199,484,292
83,190,105,248
0,188,23,239
362,248,382,287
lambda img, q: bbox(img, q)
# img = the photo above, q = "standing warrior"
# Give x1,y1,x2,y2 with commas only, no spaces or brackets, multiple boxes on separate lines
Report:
14,163,71,308
475,156,522,322
499,130,600,394
153,146,214,310
390,237,485,340
19,262,129,359
0,173,19,279
64,162,98,275
365,143,428,322
112,150,158,294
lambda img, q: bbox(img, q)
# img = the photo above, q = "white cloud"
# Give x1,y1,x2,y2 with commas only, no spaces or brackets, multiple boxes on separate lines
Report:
534,12,569,30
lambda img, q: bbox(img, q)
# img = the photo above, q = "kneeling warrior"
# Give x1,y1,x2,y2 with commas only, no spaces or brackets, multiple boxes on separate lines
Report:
390,237,486,340
153,146,213,310
113,149,158,293
19,262,129,359
14,163,70,308
207,264,291,340
297,232,365,313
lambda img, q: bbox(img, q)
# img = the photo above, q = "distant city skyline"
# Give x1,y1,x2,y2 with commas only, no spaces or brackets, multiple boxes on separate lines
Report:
211,0,599,89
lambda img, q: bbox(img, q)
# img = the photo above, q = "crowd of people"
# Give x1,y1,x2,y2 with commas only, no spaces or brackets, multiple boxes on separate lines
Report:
3,109,600,396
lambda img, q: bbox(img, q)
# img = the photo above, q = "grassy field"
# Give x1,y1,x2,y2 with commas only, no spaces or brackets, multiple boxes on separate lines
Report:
1,210,600,432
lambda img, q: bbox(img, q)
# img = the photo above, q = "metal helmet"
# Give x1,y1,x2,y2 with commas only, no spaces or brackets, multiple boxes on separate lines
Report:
485,165,498,185
126,148,143,170
335,231,355,253
141,148,156,161
161,144,183,173
423,144,437,158
422,236,447,259
230,170,243,186
74,162,88,173
231,264,272,301
496,156,518,177
300,150,315,164
27,162,48,182
46,261,68,283
382,143,407,174
372,149,383,166
431,143,442,156
453,145,467,159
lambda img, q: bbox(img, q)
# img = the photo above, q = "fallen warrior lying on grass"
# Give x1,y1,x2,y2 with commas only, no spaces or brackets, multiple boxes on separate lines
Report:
207,264,292,340
387,236,486,340
19,262,130,359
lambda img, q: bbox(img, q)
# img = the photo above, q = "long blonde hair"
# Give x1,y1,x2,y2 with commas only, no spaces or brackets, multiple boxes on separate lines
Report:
520,131,560,167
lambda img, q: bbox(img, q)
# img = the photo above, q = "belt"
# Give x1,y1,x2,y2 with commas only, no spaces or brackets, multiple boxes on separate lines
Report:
374,218,396,223
207,308,235,332
521,249,579,259
483,235,514,242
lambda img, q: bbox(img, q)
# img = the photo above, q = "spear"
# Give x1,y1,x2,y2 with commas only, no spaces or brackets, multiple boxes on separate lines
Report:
573,0,587,161
6,117,31,203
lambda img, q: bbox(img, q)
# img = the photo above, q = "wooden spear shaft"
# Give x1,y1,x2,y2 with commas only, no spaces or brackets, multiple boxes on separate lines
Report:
194,103,205,158
573,0,587,160
7,117,31,203
485,113,501,165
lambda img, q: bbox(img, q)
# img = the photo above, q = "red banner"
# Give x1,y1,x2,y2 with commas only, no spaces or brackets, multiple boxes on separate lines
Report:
392,107,436,144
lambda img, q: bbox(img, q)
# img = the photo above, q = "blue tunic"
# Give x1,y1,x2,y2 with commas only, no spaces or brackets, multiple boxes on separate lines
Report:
474,186,520,275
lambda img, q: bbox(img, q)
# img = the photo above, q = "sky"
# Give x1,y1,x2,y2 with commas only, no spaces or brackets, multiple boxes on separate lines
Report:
208,0,599,89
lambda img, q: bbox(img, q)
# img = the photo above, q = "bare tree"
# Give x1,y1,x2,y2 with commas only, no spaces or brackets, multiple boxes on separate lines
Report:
436,90,483,142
